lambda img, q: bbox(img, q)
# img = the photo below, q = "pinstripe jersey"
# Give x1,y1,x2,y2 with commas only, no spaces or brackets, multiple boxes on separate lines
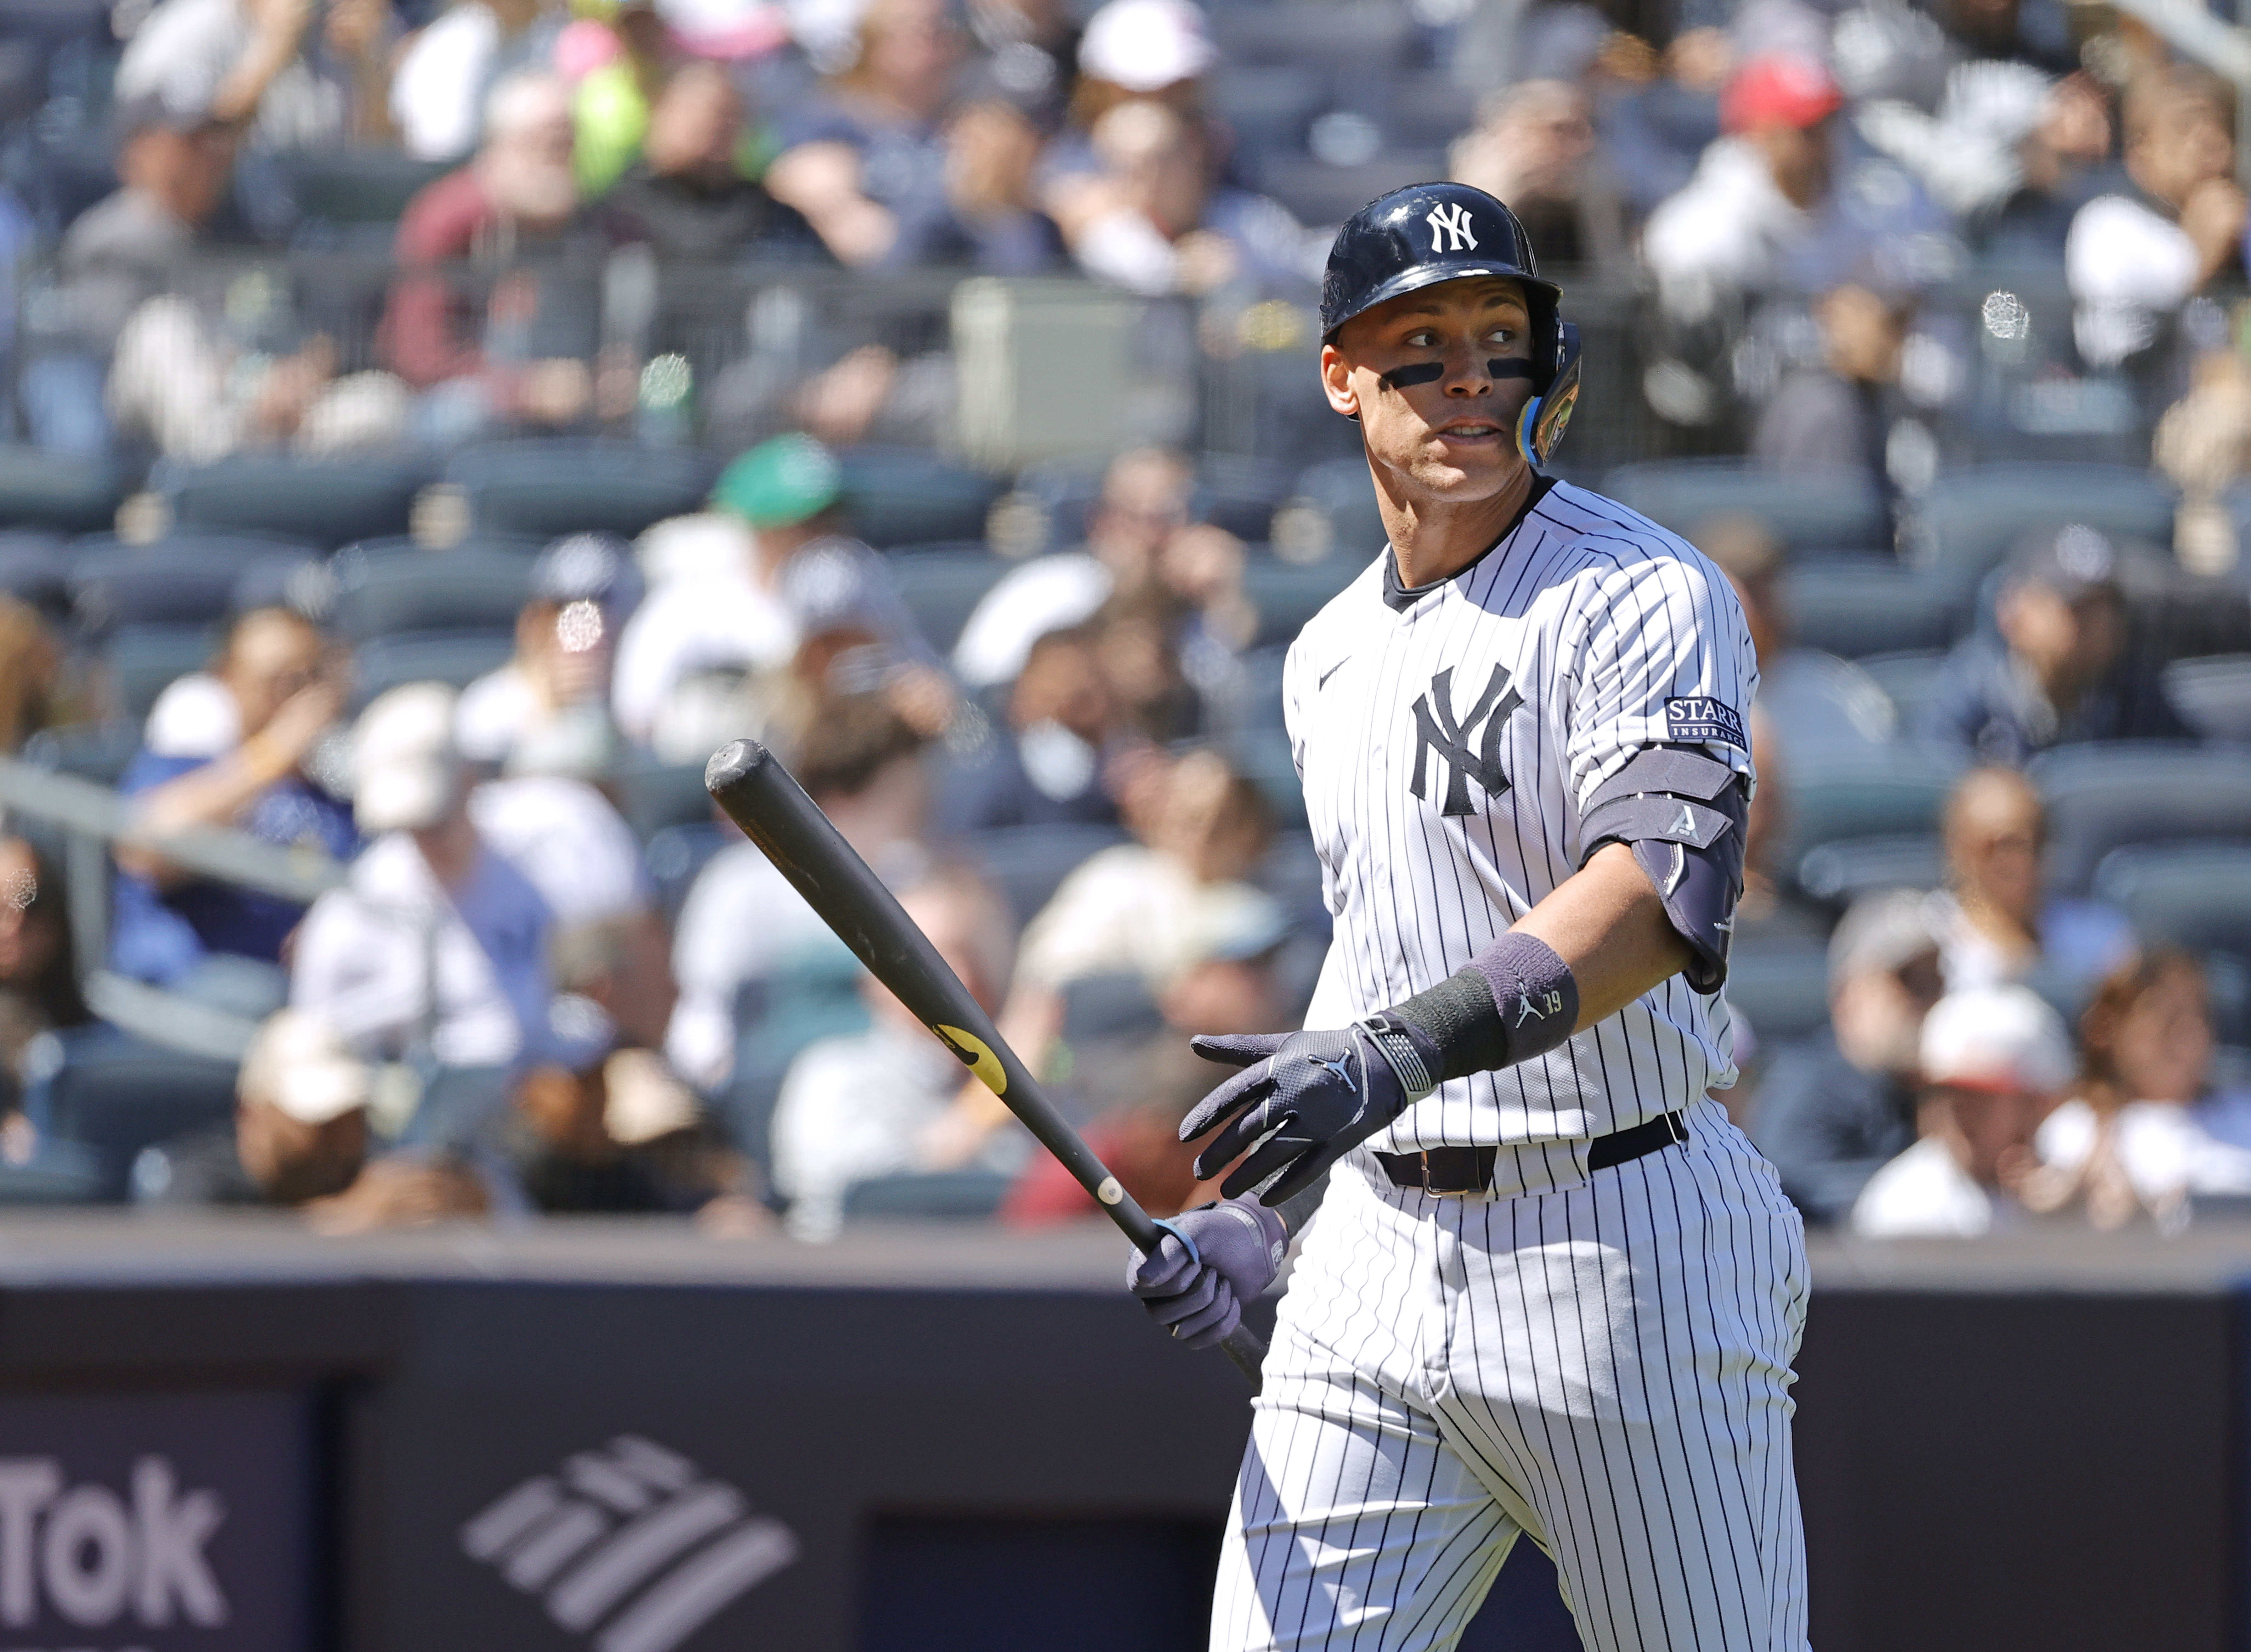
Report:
1286,478,1757,1181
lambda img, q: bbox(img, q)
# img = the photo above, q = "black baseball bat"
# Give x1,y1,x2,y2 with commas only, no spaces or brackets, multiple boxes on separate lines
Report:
704,738,1268,1390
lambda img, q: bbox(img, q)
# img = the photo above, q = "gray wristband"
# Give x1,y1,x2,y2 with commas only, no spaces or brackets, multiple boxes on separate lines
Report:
1388,931,1579,1083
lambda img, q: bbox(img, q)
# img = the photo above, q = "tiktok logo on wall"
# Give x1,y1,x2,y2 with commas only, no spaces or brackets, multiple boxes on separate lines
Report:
0,1455,226,1647
460,1436,798,1652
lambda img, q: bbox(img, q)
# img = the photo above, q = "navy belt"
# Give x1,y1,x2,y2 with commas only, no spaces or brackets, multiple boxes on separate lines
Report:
1374,1111,1690,1196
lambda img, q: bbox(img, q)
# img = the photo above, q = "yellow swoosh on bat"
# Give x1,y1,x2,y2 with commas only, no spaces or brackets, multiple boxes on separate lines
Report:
935,1025,1007,1095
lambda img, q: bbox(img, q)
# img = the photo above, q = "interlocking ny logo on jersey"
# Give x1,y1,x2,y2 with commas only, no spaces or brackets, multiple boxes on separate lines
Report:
460,1434,798,1652
1410,664,1522,816
1426,202,1478,253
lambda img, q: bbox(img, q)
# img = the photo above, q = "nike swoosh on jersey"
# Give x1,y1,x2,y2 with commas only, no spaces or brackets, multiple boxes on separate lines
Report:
1317,659,1349,690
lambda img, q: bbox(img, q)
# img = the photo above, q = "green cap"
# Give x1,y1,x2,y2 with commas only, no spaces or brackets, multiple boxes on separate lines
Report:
712,435,843,529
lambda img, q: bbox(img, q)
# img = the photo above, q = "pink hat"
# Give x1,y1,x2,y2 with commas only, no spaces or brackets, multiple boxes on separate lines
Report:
553,19,625,84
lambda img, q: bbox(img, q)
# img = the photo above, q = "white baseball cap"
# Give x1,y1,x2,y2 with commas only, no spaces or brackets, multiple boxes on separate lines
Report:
239,1009,371,1126
1080,0,1215,92
1920,985,2074,1095
353,682,463,833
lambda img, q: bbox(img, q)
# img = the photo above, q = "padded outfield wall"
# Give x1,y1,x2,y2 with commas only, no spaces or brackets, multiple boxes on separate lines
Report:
0,1217,2236,1652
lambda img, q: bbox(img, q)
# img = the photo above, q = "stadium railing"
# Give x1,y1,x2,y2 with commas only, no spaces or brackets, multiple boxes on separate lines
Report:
0,756,342,1060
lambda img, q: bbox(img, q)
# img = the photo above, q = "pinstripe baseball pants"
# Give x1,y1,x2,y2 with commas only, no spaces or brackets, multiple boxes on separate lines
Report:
1212,1099,1810,1652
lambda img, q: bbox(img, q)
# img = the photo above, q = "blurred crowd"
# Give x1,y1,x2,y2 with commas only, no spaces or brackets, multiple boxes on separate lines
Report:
0,0,2249,1239
0,434,1329,1232
6,0,2251,469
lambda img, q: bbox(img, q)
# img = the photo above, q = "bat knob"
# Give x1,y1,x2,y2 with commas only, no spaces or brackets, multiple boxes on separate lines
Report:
705,739,773,797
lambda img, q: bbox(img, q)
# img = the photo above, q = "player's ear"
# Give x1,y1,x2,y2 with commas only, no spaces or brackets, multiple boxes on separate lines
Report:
1319,342,1358,419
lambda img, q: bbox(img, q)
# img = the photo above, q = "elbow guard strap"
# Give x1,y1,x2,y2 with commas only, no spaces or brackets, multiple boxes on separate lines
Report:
1578,746,1749,994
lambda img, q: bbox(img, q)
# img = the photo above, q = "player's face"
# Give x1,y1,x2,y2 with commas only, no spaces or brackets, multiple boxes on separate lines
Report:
1322,277,1535,504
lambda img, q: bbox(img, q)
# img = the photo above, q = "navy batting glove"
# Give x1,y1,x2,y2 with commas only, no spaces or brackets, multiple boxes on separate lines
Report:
1126,1196,1289,1351
1181,1016,1441,1206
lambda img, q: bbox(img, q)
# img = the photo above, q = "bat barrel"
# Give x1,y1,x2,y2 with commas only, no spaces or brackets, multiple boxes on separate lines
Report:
704,740,1173,1256
706,740,1267,1387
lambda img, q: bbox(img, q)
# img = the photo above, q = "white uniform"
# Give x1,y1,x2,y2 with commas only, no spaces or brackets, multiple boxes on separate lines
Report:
1213,479,1810,1651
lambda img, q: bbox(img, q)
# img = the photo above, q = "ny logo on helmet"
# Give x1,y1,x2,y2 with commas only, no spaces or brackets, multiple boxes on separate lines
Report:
1426,202,1479,253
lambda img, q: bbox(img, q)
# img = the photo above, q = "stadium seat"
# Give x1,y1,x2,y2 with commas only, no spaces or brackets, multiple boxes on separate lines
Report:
1261,154,1449,229
394,1065,513,1152
0,530,68,619
338,532,547,562
1061,972,1165,1042
1760,651,1896,762
1243,558,1359,648
448,441,719,540
1856,649,1950,735
1193,453,1295,541
1782,559,1968,658
1722,937,1834,1042
1207,4,1414,77
2164,655,2251,744
890,551,1013,655
15,132,116,235
841,1169,1015,1222
1255,828,1326,915
275,147,451,227
68,533,318,633
2093,843,2251,958
1226,725,1309,830
723,947,868,1168
28,1028,239,1203
839,446,1007,547
1603,460,1890,557
157,452,436,548
1010,458,1109,548
1379,73,1483,147
19,723,141,786
0,446,131,534
330,546,533,641
0,1149,103,1206
2032,743,2251,895
1797,833,1943,907
1209,65,1326,172
1908,464,2175,596
352,632,514,704
1227,644,1291,733
1007,456,1284,548
613,759,713,841
105,625,217,727
1288,457,1386,562
966,823,1131,925
1775,745,1966,886
1007,456,1283,550
878,538,991,559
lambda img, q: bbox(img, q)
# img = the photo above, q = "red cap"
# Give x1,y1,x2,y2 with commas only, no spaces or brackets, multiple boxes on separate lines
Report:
1721,53,1844,133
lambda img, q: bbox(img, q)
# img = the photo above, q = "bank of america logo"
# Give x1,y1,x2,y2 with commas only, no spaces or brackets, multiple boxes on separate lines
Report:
460,1435,798,1652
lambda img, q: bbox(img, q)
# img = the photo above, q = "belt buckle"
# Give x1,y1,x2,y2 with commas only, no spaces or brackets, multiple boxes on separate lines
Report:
1419,1152,1483,1197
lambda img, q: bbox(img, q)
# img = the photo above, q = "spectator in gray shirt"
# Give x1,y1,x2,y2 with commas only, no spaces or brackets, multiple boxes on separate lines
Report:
1919,524,2191,767
1751,889,1947,1223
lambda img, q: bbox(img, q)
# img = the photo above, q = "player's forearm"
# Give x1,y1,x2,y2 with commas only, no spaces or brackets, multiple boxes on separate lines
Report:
1381,844,1687,1087
1513,842,1690,1028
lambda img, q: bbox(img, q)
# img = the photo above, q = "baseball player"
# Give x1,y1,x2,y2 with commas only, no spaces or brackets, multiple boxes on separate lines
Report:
1127,182,1809,1651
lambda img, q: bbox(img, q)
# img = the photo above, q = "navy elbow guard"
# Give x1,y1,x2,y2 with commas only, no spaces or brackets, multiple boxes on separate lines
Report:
1577,746,1749,994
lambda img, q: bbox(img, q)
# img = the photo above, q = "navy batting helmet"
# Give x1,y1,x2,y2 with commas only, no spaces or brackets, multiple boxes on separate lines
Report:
1319,181,1581,467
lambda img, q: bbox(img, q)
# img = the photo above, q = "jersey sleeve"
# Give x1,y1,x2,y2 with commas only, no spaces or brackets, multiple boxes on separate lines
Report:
1280,637,1309,782
1562,542,1759,816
